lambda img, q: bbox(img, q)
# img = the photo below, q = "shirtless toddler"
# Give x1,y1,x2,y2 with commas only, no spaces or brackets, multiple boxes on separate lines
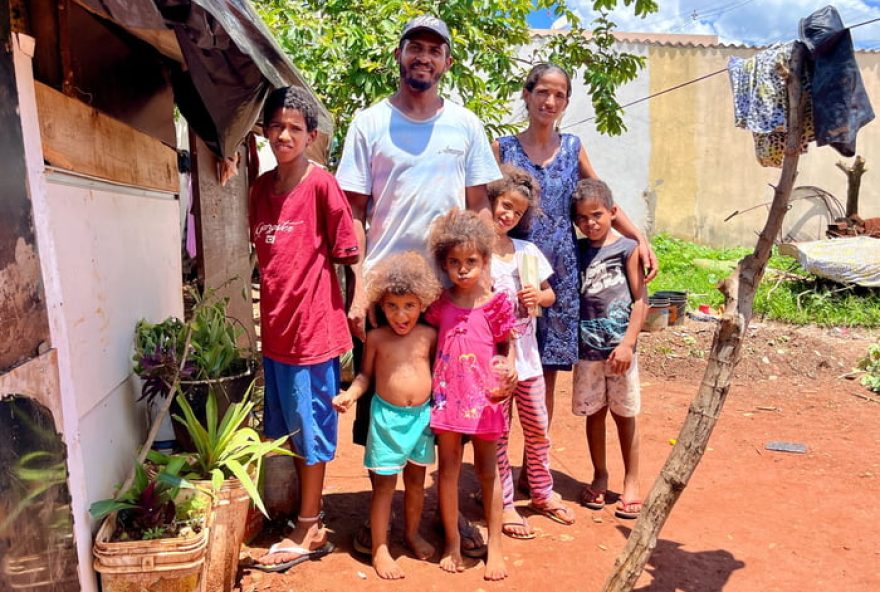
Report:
333,251,441,579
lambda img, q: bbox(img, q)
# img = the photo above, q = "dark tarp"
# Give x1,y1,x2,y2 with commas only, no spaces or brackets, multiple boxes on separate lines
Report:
74,0,331,157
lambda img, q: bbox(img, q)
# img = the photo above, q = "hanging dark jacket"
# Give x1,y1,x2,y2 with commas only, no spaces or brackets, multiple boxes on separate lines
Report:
799,5,874,157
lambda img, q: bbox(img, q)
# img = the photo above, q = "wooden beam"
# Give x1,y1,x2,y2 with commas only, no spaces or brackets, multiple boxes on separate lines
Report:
34,81,178,192
190,133,256,349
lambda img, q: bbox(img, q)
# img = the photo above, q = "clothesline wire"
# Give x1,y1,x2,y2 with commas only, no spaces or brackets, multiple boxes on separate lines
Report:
560,15,880,130
560,69,727,129
850,17,880,30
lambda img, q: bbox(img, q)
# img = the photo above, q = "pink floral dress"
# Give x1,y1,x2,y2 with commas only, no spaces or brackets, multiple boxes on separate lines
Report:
426,291,516,440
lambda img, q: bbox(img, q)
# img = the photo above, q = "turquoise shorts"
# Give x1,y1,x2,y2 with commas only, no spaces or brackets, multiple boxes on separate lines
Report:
365,394,435,475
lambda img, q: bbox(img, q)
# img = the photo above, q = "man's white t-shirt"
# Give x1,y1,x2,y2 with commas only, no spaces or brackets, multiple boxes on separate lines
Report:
336,98,501,271
491,239,553,381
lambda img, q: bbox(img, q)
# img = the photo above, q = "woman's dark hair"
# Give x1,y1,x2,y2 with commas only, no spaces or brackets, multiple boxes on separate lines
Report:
523,63,572,98
262,86,319,132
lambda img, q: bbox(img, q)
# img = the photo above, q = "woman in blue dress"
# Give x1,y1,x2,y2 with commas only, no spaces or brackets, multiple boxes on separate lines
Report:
492,64,657,488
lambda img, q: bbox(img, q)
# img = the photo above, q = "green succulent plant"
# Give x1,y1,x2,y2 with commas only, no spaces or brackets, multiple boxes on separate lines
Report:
150,384,292,517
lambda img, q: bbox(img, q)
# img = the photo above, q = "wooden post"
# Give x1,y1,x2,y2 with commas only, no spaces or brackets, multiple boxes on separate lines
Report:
602,43,807,591
835,155,867,218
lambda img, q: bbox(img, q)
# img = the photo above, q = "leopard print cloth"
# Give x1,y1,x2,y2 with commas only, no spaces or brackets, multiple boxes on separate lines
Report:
728,42,815,168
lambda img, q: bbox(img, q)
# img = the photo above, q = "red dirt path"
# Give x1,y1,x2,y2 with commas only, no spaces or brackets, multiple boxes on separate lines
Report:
239,321,880,591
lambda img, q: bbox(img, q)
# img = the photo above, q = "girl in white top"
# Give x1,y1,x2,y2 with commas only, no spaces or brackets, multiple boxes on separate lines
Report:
489,164,575,539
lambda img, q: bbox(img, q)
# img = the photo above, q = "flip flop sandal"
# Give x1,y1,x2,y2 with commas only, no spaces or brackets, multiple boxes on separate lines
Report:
528,501,576,526
251,541,335,573
460,519,488,558
501,515,536,540
615,500,642,520
431,514,488,558
351,522,372,557
351,514,397,557
580,486,607,511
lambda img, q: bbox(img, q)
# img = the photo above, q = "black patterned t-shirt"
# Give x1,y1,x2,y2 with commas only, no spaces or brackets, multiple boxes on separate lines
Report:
576,236,637,361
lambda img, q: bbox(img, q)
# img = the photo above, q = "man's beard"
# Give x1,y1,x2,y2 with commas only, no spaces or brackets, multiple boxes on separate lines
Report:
400,63,439,92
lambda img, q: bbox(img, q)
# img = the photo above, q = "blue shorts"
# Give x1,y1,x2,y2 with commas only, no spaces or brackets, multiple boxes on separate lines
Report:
263,356,339,465
365,394,435,475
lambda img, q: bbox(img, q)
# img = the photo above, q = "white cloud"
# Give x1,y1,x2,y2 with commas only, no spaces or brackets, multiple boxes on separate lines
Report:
566,0,880,49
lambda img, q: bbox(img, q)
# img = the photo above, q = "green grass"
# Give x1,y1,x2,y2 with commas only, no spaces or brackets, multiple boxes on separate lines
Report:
650,234,880,328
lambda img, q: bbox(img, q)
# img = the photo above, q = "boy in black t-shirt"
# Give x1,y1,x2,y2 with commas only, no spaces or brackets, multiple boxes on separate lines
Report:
570,179,647,520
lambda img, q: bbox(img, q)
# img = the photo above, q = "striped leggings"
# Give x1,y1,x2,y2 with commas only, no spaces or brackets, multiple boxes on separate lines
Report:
496,375,553,508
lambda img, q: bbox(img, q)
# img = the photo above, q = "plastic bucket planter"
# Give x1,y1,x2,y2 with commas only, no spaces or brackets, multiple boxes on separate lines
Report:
195,478,251,592
644,296,670,332
651,291,688,326
92,512,208,592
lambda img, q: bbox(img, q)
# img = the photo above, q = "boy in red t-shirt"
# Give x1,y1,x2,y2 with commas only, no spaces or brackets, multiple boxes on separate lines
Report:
252,87,359,572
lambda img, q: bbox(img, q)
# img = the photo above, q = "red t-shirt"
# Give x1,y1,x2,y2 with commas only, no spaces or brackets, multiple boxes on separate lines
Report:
249,166,358,365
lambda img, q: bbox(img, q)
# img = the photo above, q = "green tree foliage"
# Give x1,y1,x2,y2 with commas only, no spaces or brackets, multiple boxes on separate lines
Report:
255,0,658,164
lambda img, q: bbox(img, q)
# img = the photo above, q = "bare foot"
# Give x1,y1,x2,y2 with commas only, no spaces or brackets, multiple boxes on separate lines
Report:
439,543,465,573
404,532,435,560
372,546,404,580
484,551,508,581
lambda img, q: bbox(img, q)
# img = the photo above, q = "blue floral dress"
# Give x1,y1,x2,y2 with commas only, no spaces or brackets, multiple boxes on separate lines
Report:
497,134,581,369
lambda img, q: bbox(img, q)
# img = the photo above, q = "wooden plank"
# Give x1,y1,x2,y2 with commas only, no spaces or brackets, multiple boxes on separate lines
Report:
1,4,51,373
191,133,256,349
34,81,178,192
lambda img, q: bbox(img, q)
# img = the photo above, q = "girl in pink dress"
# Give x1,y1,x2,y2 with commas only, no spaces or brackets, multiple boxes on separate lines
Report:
426,209,516,581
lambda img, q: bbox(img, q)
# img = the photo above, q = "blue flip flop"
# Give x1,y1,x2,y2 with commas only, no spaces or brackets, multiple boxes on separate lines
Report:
251,541,335,573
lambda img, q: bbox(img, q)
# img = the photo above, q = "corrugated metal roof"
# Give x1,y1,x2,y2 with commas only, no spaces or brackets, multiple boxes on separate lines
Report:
529,28,880,53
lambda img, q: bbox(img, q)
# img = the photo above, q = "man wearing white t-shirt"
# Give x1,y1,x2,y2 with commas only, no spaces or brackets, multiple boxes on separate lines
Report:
338,16,501,336
335,14,501,562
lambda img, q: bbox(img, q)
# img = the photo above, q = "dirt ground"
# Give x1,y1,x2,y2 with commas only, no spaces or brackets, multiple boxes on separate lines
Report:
239,318,880,591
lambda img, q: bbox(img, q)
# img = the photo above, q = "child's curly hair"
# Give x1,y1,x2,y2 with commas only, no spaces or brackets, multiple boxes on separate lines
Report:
487,164,542,233
366,251,442,308
428,208,495,267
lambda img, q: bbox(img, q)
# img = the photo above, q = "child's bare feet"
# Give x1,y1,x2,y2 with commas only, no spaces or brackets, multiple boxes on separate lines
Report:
372,545,404,580
404,532,435,560
439,543,465,573
484,548,508,581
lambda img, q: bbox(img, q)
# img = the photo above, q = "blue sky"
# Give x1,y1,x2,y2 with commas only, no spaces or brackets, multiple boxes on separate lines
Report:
528,1,880,49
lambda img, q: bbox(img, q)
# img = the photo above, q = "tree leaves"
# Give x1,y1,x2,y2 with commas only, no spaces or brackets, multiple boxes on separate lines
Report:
254,0,657,165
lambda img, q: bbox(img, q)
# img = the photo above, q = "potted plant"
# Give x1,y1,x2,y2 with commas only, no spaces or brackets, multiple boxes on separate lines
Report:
134,288,255,451
89,461,210,592
150,387,291,592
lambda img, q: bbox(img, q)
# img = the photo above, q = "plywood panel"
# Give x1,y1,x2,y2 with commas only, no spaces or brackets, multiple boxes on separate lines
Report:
34,81,178,192
44,174,183,417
